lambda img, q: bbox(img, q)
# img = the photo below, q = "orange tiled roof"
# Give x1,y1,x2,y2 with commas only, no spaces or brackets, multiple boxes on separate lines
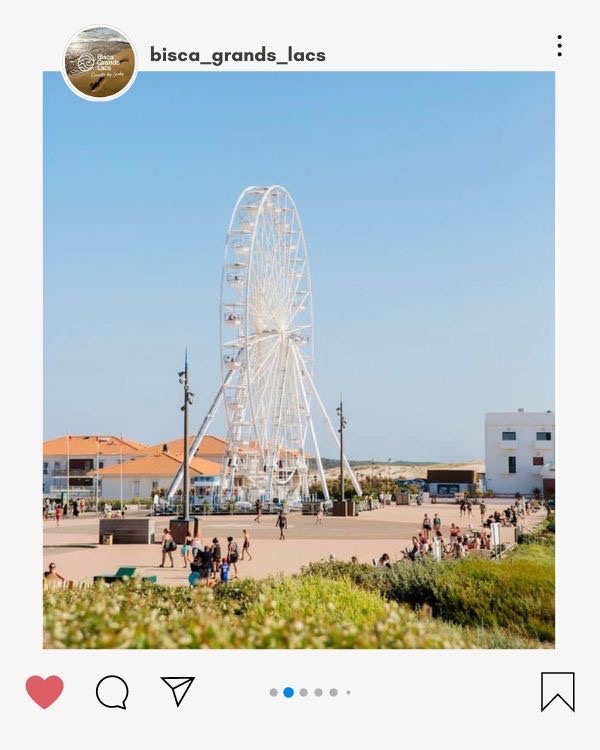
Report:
95,451,221,477
43,435,146,457
144,435,227,457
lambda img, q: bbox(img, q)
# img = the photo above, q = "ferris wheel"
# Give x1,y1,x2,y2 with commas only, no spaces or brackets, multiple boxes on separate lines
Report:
167,185,361,504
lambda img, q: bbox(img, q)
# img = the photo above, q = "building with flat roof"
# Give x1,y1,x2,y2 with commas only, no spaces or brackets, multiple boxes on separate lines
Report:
484,410,554,496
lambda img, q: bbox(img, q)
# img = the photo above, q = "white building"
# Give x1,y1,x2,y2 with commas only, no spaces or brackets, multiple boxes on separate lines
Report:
42,435,146,498
484,410,554,496
96,450,222,502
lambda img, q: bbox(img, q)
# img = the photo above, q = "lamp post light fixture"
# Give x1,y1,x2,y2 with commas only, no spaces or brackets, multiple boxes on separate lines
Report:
178,349,194,521
336,397,347,503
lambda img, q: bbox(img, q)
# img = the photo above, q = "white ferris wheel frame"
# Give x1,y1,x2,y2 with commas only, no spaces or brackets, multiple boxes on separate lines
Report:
166,185,361,503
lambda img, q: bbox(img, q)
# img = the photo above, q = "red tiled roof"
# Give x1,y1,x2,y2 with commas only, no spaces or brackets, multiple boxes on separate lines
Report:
95,451,221,477
43,435,146,457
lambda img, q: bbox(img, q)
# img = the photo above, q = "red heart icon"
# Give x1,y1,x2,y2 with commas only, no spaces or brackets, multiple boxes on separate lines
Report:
26,675,64,709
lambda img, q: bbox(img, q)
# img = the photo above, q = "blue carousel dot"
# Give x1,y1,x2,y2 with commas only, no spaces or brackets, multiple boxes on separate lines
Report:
283,687,294,698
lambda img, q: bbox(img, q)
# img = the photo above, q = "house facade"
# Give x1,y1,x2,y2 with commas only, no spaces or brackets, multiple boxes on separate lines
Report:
96,451,222,502
484,410,555,496
42,435,146,499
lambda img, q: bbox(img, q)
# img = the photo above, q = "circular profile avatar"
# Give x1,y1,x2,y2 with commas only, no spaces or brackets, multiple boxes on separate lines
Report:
62,25,136,100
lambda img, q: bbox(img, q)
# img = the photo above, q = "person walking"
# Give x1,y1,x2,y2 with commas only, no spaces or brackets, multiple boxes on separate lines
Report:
276,510,288,540
55,504,63,527
181,532,193,568
211,537,222,579
422,513,432,539
160,528,176,568
200,545,213,586
480,500,487,523
254,499,262,523
433,513,441,535
227,536,239,578
241,528,252,560
466,499,473,517
316,501,324,525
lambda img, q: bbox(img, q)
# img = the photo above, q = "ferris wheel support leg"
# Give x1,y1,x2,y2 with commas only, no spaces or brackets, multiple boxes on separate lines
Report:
296,357,362,497
292,349,330,502
166,371,233,502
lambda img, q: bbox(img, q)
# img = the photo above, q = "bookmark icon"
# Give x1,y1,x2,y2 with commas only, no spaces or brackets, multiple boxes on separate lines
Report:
541,672,575,712
161,676,195,707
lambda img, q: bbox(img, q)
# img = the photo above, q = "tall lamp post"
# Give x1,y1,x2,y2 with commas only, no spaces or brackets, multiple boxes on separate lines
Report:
336,397,347,503
178,349,194,521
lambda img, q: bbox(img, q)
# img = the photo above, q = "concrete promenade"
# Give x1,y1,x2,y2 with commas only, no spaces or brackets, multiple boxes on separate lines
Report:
43,502,546,586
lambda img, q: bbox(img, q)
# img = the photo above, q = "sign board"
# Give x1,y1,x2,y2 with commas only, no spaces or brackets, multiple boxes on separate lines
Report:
490,521,501,548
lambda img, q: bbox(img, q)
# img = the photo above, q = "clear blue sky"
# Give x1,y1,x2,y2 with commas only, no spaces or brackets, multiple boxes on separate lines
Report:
44,71,554,461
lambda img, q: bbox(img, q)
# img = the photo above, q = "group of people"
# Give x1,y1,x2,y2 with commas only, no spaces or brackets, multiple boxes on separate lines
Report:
43,497,88,523
159,528,253,584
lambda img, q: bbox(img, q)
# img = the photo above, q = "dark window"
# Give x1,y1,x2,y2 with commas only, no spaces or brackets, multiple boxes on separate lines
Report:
502,431,516,440
508,456,516,473
43,462,48,475
532,456,544,466
437,484,460,495
536,432,552,440
99,461,104,469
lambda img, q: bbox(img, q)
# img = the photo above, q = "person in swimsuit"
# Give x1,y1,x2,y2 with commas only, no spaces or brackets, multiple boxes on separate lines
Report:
211,537,222,578
181,532,193,568
227,536,239,578
254,500,262,523
160,528,175,568
276,510,288,540
241,528,252,560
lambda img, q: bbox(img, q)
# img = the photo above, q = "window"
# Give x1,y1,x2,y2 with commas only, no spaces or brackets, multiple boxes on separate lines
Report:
502,431,516,440
133,480,140,496
152,481,159,491
508,456,516,473
43,462,48,475
536,432,552,441
54,461,60,471
99,461,104,469
437,484,460,495
532,456,544,466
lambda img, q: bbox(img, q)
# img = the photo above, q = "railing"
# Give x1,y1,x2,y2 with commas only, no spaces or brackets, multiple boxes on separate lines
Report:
51,468,95,477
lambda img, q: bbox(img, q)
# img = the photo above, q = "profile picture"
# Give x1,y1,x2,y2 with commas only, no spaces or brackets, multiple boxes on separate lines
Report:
63,25,136,100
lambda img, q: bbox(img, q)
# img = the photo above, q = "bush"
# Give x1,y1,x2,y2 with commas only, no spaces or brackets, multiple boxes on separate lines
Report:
302,546,555,643
44,577,472,649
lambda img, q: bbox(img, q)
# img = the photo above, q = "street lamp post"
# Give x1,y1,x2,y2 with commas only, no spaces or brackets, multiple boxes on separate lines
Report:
336,397,347,503
178,349,194,521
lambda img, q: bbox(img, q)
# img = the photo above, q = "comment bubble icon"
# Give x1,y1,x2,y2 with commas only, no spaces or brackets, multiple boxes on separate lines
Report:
95,675,129,709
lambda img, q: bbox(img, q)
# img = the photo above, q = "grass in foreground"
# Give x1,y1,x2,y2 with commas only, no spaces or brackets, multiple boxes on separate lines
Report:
44,522,554,649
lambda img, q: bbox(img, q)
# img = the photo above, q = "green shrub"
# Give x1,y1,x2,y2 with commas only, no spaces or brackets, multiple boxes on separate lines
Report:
302,548,555,642
44,578,471,649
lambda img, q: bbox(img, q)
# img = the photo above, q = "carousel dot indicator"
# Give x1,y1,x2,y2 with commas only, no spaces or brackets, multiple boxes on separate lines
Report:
330,688,338,696
299,688,308,696
314,688,323,696
269,688,278,696
283,687,294,698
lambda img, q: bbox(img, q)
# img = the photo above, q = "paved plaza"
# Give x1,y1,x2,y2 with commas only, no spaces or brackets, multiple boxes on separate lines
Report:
43,502,545,585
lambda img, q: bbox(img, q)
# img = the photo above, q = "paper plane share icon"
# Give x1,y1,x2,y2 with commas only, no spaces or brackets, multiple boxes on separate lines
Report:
161,677,195,707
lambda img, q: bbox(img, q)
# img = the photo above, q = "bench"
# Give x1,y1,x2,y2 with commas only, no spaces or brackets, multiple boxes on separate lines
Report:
93,566,157,584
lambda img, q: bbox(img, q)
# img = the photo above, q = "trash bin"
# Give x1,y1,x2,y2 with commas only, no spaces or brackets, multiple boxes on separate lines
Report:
101,534,113,545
